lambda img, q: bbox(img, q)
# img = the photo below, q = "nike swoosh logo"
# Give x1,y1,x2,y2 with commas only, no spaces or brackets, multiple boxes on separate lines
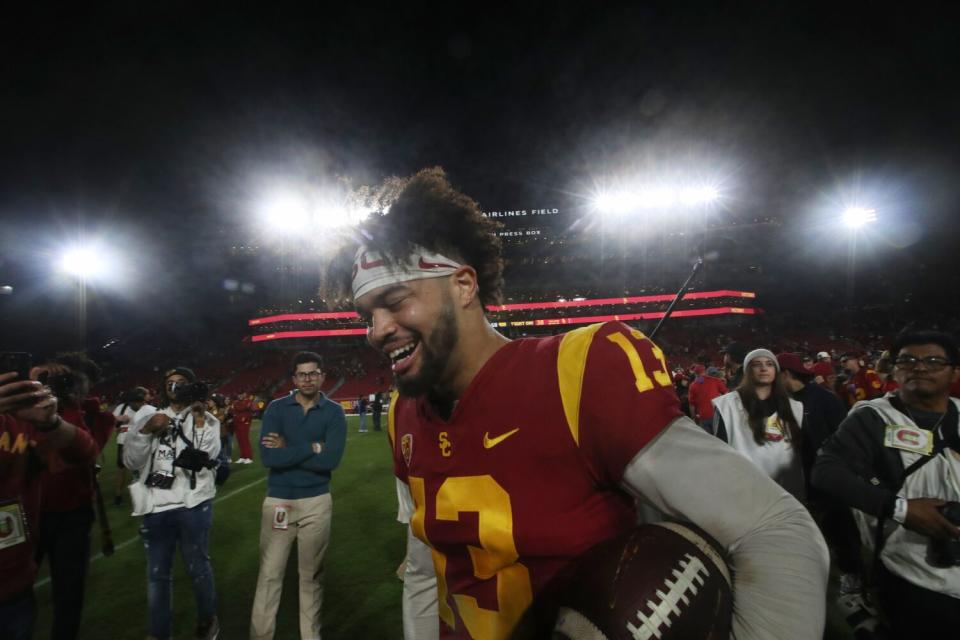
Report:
483,428,520,449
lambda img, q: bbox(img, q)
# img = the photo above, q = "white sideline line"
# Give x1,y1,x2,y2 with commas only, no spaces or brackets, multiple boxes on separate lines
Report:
34,475,267,590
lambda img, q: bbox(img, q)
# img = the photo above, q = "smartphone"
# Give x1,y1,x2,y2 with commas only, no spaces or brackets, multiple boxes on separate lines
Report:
0,352,32,381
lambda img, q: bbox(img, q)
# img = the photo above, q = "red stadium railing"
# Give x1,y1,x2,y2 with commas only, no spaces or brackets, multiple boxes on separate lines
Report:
248,290,757,326
249,306,760,342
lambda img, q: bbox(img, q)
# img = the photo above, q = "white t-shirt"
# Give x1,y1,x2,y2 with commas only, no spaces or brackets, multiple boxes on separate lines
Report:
112,403,139,445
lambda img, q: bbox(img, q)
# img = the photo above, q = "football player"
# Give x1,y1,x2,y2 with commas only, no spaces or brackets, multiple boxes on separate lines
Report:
340,168,829,639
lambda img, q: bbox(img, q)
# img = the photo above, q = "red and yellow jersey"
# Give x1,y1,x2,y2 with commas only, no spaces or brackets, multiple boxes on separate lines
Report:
388,321,682,639
845,368,884,406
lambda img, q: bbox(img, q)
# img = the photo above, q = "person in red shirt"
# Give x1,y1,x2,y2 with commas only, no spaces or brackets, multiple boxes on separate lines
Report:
231,392,255,463
0,369,97,640
36,353,115,640
875,350,899,395
342,167,828,639
839,353,884,407
687,364,729,431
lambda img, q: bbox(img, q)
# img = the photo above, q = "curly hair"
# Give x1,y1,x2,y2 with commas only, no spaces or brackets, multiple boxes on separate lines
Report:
53,351,102,384
328,167,504,307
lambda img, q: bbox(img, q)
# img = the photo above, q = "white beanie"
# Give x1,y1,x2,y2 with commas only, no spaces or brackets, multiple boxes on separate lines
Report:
743,348,779,371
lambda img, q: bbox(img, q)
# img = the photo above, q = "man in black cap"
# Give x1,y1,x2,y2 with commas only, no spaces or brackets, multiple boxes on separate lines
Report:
722,341,749,389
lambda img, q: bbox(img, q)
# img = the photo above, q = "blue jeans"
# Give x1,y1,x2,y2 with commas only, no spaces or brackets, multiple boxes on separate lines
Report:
140,501,217,639
359,412,367,431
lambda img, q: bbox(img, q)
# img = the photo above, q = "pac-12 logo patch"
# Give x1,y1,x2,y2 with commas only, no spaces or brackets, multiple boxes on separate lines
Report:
401,433,413,467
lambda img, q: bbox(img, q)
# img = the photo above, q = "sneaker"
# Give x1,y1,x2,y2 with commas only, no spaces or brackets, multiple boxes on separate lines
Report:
195,615,219,640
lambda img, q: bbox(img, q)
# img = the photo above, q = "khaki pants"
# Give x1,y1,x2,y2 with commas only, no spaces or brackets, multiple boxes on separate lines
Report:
250,494,332,640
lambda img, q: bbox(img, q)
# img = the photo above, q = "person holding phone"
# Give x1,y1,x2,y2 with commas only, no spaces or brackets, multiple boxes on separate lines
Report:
0,360,97,640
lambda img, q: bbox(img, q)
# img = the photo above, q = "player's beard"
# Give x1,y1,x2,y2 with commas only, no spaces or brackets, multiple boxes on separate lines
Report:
395,296,459,398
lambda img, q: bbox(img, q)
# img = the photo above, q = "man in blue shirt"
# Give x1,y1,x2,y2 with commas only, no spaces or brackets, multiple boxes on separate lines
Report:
249,352,346,640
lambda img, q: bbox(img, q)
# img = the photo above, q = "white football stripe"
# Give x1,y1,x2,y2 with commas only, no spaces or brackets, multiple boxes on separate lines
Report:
626,553,708,640
653,521,731,587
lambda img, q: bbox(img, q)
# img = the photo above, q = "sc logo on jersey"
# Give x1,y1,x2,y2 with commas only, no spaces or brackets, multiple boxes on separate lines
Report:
438,431,452,457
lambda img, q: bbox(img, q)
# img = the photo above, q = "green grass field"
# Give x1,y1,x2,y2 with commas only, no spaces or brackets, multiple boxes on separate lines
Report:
34,417,406,639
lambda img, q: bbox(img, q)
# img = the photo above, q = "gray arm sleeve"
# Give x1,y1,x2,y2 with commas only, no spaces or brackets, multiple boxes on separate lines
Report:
403,525,439,640
396,479,439,639
621,417,829,640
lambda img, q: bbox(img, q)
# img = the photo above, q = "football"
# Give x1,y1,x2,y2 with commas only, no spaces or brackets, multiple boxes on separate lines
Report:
550,522,732,640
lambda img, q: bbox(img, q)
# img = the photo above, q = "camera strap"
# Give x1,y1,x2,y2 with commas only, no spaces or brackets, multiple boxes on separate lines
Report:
172,415,204,490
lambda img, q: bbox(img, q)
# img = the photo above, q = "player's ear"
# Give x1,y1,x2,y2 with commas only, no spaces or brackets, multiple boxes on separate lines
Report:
450,266,480,308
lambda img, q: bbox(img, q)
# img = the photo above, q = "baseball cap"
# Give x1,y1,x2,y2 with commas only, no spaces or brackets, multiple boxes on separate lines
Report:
816,351,830,360
164,366,197,383
812,361,834,378
777,353,812,378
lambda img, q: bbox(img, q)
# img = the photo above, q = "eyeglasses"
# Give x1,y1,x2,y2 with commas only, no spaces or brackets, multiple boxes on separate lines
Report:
295,371,322,380
893,356,954,371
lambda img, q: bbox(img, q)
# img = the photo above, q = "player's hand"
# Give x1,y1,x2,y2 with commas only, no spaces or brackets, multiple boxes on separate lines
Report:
142,413,172,435
904,498,960,540
261,433,285,449
311,441,323,454
115,414,132,425
0,372,50,415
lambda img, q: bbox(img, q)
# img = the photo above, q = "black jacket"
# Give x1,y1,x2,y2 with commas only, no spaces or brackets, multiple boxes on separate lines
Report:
792,382,848,486
811,396,958,519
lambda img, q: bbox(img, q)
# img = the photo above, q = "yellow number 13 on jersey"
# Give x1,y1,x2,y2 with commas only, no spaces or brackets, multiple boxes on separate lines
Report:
606,328,672,392
408,475,532,640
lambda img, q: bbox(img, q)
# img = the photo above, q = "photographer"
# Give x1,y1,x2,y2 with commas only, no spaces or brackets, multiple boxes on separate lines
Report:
813,331,960,635
124,367,220,640
0,368,97,640
113,386,150,506
36,353,116,640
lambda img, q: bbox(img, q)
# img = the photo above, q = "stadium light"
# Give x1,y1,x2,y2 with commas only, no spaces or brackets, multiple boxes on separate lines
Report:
842,207,878,229
260,190,311,232
256,185,372,233
593,183,720,215
58,246,107,280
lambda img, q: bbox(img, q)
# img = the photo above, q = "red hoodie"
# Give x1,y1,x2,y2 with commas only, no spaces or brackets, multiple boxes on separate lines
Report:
39,398,114,512
0,414,97,602
687,375,729,421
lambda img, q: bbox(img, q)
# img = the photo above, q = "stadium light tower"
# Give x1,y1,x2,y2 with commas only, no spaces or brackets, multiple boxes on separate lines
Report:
592,183,720,215
58,246,108,279
842,206,878,229
58,243,112,349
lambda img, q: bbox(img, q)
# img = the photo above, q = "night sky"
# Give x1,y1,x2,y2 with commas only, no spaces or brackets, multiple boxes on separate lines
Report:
1,3,958,352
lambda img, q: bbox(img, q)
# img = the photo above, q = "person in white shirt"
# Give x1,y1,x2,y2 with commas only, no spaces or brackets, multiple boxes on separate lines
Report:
124,367,221,640
712,348,806,500
112,386,149,506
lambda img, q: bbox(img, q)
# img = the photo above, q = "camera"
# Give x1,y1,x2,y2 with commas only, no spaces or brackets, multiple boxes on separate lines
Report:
144,472,175,490
170,380,210,405
927,502,960,567
173,447,217,472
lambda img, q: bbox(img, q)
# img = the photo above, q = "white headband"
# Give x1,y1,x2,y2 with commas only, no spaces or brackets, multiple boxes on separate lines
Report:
351,245,463,299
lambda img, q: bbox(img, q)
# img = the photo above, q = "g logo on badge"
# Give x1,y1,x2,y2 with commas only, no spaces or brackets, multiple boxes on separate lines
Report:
438,431,452,458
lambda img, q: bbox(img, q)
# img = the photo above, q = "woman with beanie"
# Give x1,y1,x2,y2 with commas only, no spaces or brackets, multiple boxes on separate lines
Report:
712,349,806,500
